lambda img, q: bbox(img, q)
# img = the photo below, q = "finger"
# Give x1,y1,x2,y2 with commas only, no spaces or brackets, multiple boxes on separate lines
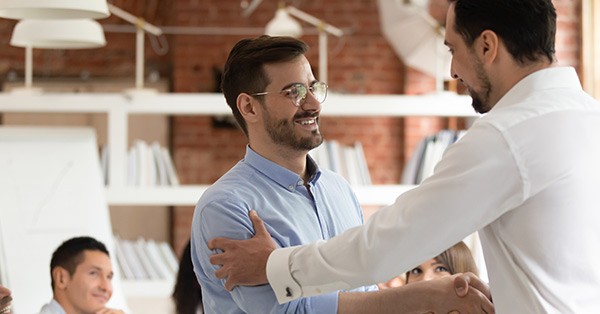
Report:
208,237,232,250
249,210,269,237
453,273,469,297
224,277,236,291
463,272,492,301
209,251,227,266
214,266,227,279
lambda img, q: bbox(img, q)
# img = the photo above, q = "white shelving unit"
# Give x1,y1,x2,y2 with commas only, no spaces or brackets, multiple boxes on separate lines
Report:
0,91,477,207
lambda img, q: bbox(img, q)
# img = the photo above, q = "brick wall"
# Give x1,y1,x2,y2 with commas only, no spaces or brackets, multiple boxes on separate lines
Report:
0,0,582,256
168,0,582,253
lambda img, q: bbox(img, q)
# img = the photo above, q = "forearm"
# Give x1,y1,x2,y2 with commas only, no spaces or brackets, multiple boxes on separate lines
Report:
338,286,431,314
338,275,494,314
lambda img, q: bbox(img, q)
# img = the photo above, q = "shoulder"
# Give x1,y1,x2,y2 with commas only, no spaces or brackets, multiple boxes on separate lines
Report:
38,300,65,314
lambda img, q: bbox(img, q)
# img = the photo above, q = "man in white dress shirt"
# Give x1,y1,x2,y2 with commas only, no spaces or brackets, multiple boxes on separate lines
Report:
207,0,600,312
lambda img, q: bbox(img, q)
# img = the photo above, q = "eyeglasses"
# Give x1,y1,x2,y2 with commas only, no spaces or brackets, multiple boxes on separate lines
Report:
251,81,328,107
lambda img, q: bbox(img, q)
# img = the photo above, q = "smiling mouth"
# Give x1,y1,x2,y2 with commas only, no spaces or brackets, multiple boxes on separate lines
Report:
93,294,109,303
297,118,317,125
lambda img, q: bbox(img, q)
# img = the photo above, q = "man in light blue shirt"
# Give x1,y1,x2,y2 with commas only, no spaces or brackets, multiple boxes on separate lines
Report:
191,35,493,314
193,145,375,313
191,35,376,313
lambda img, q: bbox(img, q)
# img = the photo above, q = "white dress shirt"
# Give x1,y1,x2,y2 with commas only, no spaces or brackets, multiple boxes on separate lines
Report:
267,67,600,313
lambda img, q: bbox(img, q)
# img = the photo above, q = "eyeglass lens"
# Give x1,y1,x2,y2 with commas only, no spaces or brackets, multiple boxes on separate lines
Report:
288,81,327,106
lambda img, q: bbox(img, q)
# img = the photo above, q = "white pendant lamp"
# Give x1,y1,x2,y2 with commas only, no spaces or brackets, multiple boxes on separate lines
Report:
0,0,109,20
265,7,303,38
264,5,343,84
10,19,106,92
10,19,106,49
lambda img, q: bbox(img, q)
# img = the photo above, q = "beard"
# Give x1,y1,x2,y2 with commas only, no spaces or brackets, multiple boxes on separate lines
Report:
469,55,493,114
264,110,323,151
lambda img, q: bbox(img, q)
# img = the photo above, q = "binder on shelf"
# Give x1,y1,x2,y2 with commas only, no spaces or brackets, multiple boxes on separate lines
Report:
113,236,178,281
134,238,161,279
145,239,175,280
402,129,466,184
310,140,372,186
114,140,180,187
113,235,135,280
161,146,180,186
158,241,179,274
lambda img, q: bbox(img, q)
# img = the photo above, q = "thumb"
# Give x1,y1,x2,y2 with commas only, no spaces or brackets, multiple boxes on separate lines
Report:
249,210,268,236
454,274,469,297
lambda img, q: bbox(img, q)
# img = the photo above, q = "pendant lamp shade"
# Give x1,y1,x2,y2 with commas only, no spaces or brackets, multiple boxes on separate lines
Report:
0,0,109,20
10,19,106,49
265,8,303,38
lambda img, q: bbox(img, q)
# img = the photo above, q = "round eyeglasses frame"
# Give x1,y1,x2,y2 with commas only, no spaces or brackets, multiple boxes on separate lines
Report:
251,81,328,107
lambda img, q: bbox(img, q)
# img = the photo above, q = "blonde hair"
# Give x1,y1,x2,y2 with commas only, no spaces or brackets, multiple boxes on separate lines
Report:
405,241,478,282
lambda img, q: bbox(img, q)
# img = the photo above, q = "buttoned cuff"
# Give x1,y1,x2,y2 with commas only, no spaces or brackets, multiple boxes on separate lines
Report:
267,246,302,304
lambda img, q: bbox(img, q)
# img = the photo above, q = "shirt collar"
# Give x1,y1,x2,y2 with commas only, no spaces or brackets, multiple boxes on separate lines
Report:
494,66,582,111
243,145,321,190
49,299,66,314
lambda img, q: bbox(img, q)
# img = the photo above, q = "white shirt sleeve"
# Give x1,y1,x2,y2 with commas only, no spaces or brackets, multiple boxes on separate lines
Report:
266,121,526,302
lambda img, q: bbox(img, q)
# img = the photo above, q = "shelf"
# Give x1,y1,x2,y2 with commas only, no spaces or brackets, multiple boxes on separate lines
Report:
105,184,415,207
1,91,472,208
106,185,209,206
0,92,478,117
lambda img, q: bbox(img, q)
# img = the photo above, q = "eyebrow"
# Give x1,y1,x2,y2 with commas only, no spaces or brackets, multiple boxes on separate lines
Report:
280,80,318,90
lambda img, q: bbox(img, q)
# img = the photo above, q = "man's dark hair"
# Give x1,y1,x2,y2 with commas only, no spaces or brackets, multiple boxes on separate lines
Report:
221,35,308,136
50,236,109,289
449,0,556,65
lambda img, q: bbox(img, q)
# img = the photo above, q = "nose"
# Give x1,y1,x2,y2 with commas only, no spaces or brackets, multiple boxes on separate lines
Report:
99,276,112,292
300,92,321,112
450,61,459,80
423,271,436,282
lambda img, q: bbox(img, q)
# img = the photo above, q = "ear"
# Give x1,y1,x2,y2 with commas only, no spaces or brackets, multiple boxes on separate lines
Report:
52,267,70,290
237,93,260,124
477,30,499,64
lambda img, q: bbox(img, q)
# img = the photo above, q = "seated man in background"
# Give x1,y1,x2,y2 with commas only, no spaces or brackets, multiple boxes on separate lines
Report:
191,35,493,313
39,236,124,314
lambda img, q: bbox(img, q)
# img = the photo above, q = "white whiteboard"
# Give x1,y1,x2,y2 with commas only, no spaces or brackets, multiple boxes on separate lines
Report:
0,127,128,313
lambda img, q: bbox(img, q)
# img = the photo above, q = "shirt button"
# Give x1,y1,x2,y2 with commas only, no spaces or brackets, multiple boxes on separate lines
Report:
297,180,303,185
288,185,294,190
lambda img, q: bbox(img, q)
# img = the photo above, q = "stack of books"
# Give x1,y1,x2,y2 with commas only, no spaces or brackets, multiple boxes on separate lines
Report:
100,140,180,187
401,129,466,184
310,140,372,186
113,236,179,281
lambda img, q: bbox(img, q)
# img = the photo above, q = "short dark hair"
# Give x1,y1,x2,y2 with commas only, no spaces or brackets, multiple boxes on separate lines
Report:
221,35,308,136
50,236,109,289
448,0,556,65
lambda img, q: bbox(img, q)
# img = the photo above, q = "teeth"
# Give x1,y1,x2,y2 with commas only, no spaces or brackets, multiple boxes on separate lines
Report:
300,119,315,125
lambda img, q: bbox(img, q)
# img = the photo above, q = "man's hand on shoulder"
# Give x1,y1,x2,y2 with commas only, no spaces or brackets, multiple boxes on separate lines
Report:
209,210,276,291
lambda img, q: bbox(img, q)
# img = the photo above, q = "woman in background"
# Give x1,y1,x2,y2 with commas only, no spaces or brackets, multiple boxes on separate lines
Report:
172,240,203,314
378,241,479,289
406,241,478,284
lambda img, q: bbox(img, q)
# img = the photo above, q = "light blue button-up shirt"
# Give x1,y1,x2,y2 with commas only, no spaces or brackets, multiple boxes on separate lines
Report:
191,146,376,314
38,299,65,314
